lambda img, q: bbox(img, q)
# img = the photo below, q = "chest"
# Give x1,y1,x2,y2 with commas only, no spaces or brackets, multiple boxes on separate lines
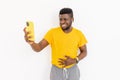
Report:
52,33,80,47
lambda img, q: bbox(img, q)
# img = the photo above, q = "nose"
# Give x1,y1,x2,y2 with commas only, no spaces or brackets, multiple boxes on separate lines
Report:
60,19,65,24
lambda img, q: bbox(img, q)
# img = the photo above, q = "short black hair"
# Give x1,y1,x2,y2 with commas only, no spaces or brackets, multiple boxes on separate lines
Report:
59,8,73,18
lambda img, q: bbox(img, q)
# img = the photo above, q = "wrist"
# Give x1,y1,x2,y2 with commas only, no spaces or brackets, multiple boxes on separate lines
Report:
75,57,79,63
29,41,34,45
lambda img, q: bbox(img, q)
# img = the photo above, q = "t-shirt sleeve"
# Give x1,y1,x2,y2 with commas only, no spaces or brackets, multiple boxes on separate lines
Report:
44,29,53,44
78,32,88,47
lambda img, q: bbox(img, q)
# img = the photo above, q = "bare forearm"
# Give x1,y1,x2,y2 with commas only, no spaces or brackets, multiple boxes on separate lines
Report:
30,39,49,52
78,45,87,61
77,51,87,61
30,42,42,52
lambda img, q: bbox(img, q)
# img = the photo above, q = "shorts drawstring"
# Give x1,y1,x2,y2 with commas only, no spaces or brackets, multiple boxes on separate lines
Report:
63,68,69,80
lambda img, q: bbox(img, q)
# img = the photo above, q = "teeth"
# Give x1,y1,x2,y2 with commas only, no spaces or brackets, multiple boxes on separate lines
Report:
62,24,66,27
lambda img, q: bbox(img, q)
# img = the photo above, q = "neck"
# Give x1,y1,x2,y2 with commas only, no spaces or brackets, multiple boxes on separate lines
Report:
63,27,73,33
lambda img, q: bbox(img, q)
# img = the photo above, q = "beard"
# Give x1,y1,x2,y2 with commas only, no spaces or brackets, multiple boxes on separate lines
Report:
62,25,71,30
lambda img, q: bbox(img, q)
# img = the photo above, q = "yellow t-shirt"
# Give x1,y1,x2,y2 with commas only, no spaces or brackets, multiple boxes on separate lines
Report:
44,27,87,68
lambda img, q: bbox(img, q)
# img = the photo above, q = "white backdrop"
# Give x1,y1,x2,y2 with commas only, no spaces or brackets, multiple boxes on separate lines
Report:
0,0,120,80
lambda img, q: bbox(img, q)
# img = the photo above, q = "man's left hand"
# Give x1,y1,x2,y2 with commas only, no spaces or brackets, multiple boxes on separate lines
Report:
58,56,76,68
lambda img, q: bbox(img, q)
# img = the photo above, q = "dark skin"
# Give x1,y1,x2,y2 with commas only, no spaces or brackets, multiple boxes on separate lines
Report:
23,13,87,67
58,45,87,68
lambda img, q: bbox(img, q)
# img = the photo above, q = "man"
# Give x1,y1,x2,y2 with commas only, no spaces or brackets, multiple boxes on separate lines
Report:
24,8,87,80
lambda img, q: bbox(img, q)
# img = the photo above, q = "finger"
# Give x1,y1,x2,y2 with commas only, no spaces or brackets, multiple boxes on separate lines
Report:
24,35,30,40
24,35,28,41
59,58,65,61
59,63,64,66
24,29,30,38
23,27,31,34
64,55,70,59
58,61,64,64
23,27,27,33
25,33,31,39
58,62,66,68
24,35,32,42
28,36,32,39
59,60,67,66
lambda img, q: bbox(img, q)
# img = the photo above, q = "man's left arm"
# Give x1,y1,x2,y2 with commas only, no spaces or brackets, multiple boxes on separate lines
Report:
77,44,87,62
58,44,87,67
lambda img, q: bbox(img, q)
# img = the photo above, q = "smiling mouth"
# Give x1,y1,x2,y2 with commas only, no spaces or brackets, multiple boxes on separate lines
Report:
61,24,67,28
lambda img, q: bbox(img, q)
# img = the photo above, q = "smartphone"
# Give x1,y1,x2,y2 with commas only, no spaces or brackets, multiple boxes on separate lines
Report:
26,21,35,41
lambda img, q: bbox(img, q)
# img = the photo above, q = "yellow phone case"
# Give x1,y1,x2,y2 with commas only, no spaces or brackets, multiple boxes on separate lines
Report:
26,21,35,41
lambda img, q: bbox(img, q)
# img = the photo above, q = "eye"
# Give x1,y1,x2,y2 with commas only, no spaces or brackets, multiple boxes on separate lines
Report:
59,18,62,21
64,18,69,21
64,18,67,21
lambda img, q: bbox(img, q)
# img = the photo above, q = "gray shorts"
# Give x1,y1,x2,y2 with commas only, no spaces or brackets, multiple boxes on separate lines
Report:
50,64,80,80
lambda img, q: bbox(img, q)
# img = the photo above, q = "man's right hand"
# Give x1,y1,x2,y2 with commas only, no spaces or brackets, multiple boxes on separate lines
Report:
23,27,49,52
23,27,34,45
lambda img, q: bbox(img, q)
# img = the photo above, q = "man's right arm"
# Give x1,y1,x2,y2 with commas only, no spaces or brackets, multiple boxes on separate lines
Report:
23,27,49,52
30,39,49,52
